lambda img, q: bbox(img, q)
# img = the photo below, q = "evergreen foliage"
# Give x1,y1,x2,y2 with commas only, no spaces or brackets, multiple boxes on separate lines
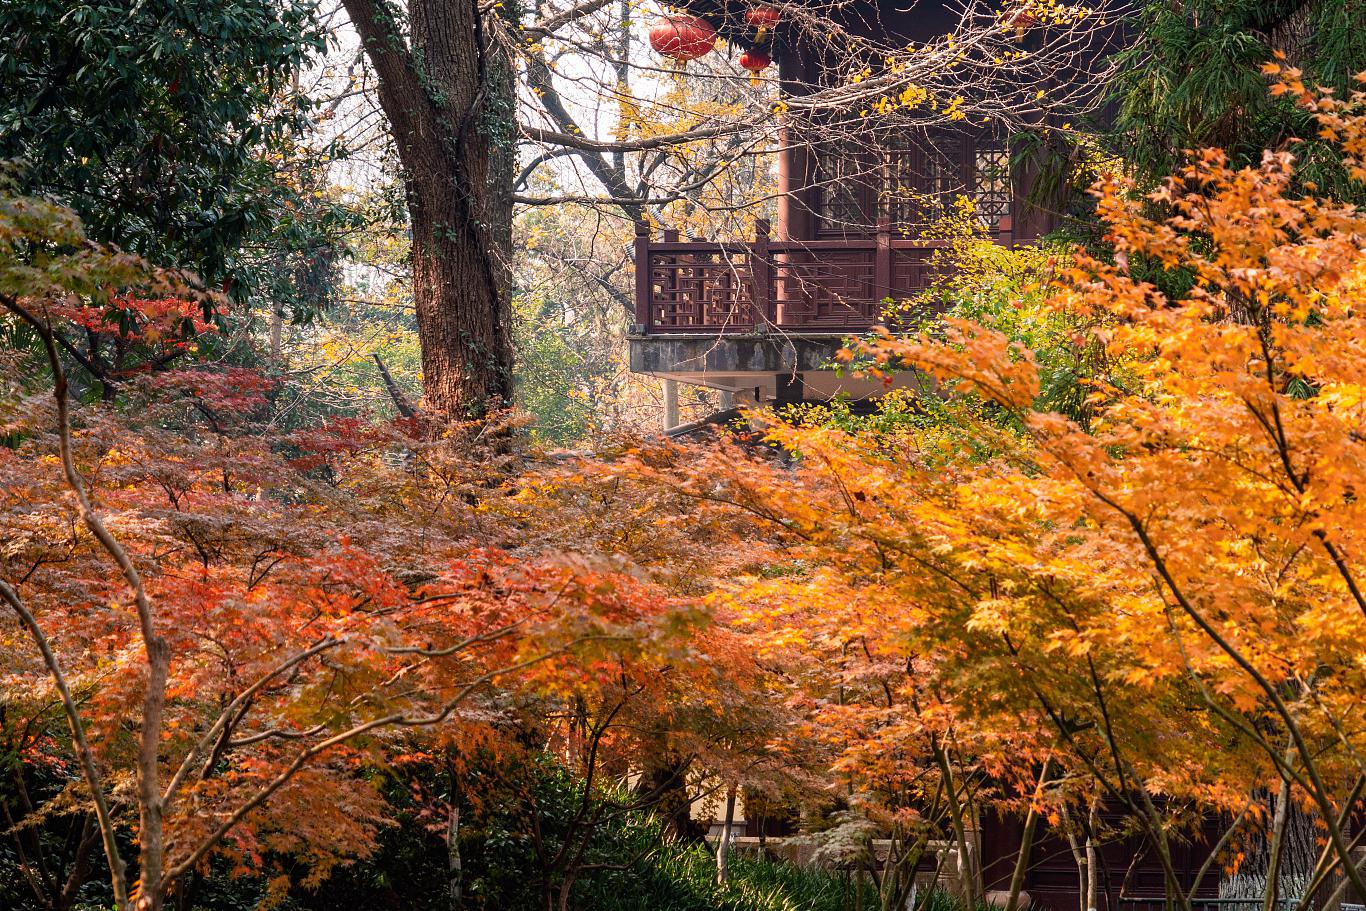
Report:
1110,0,1366,197
0,1,335,298
75,756,881,911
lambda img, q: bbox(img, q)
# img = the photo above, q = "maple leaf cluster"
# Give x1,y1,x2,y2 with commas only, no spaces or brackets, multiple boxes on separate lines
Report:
51,294,215,349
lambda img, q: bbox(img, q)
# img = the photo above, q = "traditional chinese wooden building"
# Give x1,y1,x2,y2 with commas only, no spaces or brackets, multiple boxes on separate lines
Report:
631,0,1061,415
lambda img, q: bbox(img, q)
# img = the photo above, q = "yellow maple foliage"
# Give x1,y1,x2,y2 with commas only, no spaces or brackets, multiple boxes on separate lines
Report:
593,67,1366,909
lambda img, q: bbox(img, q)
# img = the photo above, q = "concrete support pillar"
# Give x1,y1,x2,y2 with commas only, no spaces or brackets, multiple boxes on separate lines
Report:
719,389,735,411
662,378,679,431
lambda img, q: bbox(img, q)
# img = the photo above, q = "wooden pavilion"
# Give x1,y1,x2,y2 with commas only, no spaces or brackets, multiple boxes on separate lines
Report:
630,0,1061,413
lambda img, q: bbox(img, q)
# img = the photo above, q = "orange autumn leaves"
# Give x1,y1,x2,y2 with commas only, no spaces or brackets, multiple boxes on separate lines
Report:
11,60,1366,909
0,342,719,905
575,70,1366,844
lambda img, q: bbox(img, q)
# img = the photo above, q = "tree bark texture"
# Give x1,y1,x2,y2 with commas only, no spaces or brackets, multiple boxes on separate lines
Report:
343,0,514,418
447,802,463,911
1006,759,1053,911
716,782,737,884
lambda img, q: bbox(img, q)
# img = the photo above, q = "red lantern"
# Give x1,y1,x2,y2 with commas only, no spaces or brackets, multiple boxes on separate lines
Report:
744,4,781,43
649,15,717,62
1004,4,1038,32
738,47,771,85
739,48,771,74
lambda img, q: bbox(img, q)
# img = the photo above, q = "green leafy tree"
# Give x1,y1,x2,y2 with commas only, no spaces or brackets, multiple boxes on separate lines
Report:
1111,0,1366,196
0,0,325,289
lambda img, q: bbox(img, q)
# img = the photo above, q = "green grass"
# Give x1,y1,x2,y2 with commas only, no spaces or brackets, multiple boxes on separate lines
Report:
572,839,879,911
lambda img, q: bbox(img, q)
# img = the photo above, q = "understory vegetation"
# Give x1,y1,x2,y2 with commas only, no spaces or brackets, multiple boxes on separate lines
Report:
17,755,880,911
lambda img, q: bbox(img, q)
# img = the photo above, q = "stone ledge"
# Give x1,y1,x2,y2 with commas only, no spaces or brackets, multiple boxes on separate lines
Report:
629,333,859,375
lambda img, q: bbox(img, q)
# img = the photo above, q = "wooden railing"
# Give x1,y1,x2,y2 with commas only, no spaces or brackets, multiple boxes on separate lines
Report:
633,217,1015,334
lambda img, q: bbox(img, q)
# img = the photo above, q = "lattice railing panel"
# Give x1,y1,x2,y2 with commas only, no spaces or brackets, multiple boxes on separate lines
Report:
775,251,881,327
647,252,760,331
890,248,947,297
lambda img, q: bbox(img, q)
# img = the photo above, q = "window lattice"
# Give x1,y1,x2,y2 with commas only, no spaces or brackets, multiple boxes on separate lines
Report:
973,145,1013,228
816,146,874,232
813,134,1012,234
885,138,965,230
884,147,916,228
925,137,968,201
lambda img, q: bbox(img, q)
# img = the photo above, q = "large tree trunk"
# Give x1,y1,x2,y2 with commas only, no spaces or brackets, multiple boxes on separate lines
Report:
408,184,511,416
343,0,513,418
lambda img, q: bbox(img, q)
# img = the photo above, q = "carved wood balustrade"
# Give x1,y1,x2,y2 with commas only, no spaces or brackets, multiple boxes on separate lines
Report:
634,218,1015,334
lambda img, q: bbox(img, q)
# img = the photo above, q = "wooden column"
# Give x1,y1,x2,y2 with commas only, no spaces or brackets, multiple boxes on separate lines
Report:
750,218,774,326
777,128,816,241
776,54,816,242
997,215,1015,249
790,139,820,241
776,117,795,240
634,223,651,333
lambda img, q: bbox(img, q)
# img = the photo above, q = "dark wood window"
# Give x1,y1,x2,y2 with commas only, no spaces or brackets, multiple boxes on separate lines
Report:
815,145,877,234
811,129,1012,236
971,143,1013,229
885,135,970,232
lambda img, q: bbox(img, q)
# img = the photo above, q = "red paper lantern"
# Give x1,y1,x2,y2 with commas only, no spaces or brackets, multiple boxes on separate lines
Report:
1004,5,1039,30
745,4,781,42
649,15,718,62
739,48,771,74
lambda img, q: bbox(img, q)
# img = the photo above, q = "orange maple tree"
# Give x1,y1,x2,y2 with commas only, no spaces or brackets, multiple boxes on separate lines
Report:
0,194,722,911
576,65,1366,911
